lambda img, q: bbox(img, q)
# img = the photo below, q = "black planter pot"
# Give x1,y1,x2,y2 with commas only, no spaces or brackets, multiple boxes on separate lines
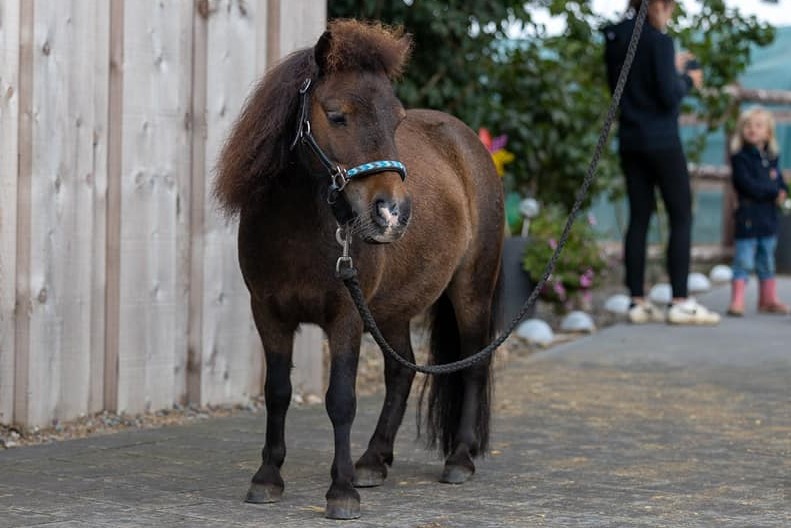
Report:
501,236,537,323
776,214,791,274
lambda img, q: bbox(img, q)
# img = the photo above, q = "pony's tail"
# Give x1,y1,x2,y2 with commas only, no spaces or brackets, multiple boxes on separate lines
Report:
419,266,502,458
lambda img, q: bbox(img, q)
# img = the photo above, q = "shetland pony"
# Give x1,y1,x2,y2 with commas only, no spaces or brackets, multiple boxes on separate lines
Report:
215,20,504,520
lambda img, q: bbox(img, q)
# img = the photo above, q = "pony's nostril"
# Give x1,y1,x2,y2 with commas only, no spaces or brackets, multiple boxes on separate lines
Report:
374,199,400,228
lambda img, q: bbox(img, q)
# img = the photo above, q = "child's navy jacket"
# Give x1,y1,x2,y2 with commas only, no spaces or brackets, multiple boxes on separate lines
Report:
731,146,788,239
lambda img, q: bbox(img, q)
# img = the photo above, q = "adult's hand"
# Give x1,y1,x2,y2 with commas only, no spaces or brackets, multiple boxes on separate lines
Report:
688,69,703,90
778,189,788,207
675,51,693,73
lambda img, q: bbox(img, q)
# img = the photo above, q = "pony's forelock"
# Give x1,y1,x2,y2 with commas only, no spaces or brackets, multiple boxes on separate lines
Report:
321,19,412,79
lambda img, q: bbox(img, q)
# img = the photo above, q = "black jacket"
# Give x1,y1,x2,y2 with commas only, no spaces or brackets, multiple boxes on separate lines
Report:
731,146,788,239
603,18,693,151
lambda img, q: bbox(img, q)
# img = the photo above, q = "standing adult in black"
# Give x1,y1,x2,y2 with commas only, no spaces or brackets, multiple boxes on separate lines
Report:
604,0,720,325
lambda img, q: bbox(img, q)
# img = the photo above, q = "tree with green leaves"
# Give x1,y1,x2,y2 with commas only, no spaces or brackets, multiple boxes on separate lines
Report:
328,1,775,214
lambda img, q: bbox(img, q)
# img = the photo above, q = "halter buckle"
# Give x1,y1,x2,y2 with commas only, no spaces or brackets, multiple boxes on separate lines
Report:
330,166,349,193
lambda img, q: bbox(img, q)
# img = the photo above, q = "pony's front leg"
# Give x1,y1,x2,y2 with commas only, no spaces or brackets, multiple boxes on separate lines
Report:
324,316,363,520
354,320,415,487
246,302,295,504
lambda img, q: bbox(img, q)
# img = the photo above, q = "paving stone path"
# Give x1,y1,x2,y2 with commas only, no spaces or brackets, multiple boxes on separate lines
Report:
1,281,789,527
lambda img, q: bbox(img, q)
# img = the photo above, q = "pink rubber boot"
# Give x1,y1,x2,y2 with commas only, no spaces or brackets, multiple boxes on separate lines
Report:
758,278,790,314
727,278,746,316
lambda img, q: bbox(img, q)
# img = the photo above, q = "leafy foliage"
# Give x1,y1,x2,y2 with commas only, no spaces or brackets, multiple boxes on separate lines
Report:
327,0,531,122
674,1,776,160
521,205,607,313
489,1,620,212
327,0,775,211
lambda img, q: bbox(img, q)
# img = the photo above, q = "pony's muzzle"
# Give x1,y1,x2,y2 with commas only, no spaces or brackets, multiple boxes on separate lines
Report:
374,198,411,226
371,196,411,241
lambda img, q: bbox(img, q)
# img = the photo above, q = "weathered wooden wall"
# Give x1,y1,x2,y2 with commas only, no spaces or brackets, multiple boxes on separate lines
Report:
0,0,327,428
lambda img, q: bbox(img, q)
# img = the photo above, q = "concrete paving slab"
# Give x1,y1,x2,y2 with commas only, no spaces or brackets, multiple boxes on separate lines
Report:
1,278,789,527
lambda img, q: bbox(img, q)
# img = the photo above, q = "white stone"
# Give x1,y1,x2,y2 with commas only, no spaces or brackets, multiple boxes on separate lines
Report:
516,319,554,346
687,272,711,293
603,293,631,314
709,264,733,283
560,311,596,333
649,283,672,305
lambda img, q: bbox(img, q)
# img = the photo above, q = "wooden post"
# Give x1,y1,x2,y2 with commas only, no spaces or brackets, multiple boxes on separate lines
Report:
721,152,736,249
12,0,33,426
0,0,21,425
105,0,124,413
187,0,209,407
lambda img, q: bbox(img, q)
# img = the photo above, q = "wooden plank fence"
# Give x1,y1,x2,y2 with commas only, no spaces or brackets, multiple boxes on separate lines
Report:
0,0,327,428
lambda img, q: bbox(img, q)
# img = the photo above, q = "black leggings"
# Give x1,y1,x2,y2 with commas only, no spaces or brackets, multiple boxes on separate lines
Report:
620,147,692,299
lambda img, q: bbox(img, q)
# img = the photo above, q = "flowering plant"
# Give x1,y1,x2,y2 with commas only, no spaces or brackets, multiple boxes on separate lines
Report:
521,205,607,313
478,128,514,177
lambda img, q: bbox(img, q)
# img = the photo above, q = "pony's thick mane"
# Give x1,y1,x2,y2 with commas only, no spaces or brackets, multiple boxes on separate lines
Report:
214,19,412,216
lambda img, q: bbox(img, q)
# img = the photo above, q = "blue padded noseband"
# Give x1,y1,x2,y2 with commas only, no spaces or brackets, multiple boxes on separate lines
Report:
346,160,407,180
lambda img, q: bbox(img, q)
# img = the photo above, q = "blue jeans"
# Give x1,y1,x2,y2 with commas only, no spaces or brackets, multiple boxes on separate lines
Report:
732,236,777,280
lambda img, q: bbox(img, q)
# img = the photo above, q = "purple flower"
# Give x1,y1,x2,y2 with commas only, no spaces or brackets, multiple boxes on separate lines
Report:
490,134,509,152
548,238,558,250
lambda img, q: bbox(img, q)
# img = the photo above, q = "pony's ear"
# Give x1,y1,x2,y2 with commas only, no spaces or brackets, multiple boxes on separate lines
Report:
314,30,332,75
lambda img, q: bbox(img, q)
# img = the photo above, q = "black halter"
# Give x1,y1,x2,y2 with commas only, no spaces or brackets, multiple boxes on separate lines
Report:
289,78,407,201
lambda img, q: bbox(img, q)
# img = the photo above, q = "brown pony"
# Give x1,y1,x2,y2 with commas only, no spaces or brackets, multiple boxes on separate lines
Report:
215,20,504,520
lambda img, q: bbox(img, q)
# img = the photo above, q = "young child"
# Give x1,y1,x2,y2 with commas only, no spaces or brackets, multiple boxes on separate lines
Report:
727,106,790,316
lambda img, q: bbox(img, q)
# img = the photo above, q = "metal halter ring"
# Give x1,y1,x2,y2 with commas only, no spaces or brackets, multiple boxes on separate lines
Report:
330,167,349,192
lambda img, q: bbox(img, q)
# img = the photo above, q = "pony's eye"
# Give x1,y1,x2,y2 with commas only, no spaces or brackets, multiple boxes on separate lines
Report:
327,112,347,126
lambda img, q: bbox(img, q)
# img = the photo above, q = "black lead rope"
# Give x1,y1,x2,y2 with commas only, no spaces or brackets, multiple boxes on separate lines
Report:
340,0,649,375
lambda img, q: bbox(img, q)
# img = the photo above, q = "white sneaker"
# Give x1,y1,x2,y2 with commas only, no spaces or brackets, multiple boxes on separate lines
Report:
666,298,721,325
628,301,666,324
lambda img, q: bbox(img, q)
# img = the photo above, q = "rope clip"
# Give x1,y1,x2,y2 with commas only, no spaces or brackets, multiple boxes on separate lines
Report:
335,225,353,276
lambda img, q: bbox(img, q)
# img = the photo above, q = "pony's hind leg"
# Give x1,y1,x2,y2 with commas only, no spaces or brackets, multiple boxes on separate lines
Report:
439,346,491,485
324,315,364,519
245,302,295,504
354,321,416,487
425,280,498,485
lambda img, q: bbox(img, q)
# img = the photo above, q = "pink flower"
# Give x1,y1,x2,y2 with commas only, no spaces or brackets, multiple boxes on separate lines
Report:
553,281,567,300
548,238,558,250
579,268,594,288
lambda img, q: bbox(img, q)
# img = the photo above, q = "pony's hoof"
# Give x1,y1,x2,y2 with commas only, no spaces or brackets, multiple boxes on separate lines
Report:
325,497,361,519
245,482,283,503
353,466,386,488
439,464,474,484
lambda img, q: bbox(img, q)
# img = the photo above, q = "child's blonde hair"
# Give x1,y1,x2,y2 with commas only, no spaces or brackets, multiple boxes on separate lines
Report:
730,106,779,156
